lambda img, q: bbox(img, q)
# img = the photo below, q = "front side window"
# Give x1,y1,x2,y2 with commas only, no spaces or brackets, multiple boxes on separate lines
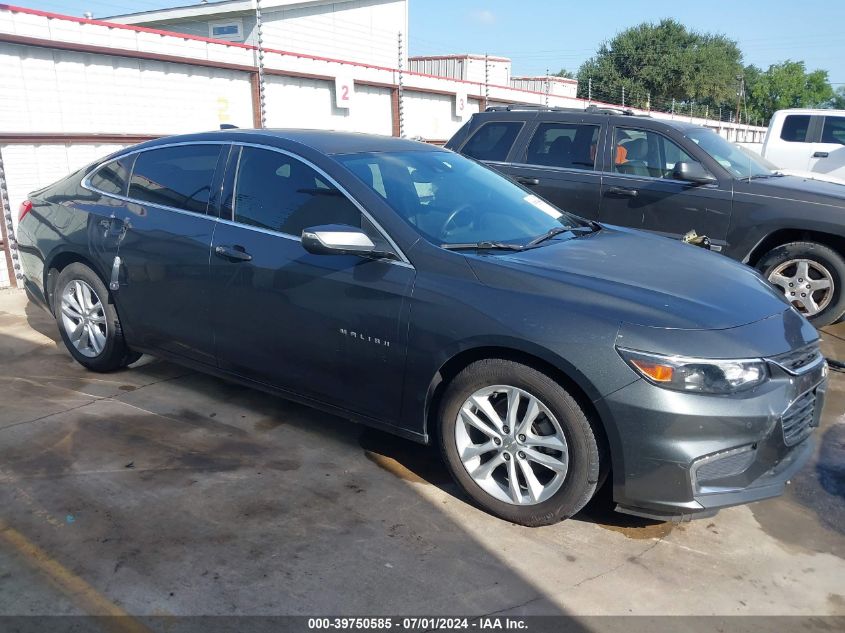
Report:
612,128,696,179
461,121,523,161
232,146,363,236
128,144,221,214
90,155,135,196
338,150,587,246
525,122,599,170
685,127,773,179
821,116,845,145
780,115,811,142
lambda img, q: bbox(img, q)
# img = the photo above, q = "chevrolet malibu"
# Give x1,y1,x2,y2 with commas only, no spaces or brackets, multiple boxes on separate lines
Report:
16,130,828,526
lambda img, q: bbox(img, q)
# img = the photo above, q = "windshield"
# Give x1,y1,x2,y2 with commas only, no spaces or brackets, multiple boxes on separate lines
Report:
685,127,774,179
337,150,585,247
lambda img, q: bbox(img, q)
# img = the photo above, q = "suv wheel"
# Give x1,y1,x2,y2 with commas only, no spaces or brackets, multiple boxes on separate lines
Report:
758,242,845,327
54,263,141,372
438,359,602,526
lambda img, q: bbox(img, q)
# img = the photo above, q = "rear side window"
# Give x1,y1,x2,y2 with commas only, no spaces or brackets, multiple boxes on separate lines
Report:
461,121,523,161
89,155,135,196
128,144,222,214
821,116,845,145
780,115,811,142
525,122,600,170
232,146,362,236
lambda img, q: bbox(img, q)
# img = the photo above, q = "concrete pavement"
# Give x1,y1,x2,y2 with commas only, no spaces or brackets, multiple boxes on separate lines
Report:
0,288,842,617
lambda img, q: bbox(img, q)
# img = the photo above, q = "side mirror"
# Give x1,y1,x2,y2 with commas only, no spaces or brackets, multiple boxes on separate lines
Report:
673,161,717,185
301,224,376,256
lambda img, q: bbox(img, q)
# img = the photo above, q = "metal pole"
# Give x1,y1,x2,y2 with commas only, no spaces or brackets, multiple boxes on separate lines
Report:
545,68,550,107
0,148,19,287
398,31,405,138
588,77,592,107
671,97,675,119
646,92,650,112
621,85,625,108
254,0,267,128
484,53,489,106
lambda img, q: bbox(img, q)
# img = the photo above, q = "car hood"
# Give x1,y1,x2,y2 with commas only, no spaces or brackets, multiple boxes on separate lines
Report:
467,226,791,330
733,174,845,207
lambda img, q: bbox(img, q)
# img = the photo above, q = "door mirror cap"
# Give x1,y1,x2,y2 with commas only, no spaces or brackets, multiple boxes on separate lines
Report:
301,224,376,256
673,161,717,185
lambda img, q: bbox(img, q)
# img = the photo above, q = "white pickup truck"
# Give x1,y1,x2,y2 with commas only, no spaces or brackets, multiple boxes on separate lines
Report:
757,108,845,180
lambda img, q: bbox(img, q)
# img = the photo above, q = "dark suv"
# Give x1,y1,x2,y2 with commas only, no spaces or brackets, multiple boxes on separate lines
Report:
446,105,845,326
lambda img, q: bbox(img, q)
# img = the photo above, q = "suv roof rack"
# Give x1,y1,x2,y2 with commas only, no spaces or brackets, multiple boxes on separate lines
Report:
483,104,650,117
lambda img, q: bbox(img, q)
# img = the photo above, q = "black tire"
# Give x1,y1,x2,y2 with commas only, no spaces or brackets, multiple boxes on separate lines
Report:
53,263,141,372
757,241,845,327
438,359,602,527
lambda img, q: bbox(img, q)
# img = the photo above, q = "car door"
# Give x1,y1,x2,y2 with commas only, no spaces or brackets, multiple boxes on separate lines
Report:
87,142,226,365
495,119,604,220
765,113,815,170
598,126,733,248
210,144,415,423
808,115,845,178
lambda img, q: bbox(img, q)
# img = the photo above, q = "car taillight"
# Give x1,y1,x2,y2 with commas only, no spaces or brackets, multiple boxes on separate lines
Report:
18,200,33,222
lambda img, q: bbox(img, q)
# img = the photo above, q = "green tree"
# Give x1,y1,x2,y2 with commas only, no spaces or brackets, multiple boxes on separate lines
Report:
575,19,742,110
554,69,575,79
831,85,845,109
745,61,834,122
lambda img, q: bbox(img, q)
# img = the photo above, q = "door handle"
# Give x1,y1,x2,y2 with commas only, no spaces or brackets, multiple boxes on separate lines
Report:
214,245,253,262
813,151,829,158
516,177,540,186
605,186,639,198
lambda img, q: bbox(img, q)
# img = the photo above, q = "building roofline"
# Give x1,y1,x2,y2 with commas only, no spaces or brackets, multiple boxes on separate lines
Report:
511,75,578,85
106,0,358,23
409,54,511,63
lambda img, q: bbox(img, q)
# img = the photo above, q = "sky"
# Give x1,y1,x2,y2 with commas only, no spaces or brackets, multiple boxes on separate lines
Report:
17,0,845,86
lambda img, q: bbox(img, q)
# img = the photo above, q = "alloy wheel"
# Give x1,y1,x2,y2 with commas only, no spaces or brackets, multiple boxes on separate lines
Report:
454,385,569,505
60,279,108,358
768,259,834,317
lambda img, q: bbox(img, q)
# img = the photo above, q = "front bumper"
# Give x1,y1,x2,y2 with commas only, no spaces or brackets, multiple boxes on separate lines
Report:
596,346,827,521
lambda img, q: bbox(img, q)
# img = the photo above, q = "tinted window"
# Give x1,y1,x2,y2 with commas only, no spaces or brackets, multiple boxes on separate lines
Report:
780,115,811,142
613,128,696,179
821,116,845,145
461,121,523,161
233,146,362,236
525,122,599,170
128,144,221,214
90,155,134,195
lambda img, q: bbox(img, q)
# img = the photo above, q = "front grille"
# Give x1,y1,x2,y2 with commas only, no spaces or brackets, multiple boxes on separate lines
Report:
781,390,817,446
770,344,823,375
694,448,756,483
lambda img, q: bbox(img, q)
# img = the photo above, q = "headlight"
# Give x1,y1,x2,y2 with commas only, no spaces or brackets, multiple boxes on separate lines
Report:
617,348,769,394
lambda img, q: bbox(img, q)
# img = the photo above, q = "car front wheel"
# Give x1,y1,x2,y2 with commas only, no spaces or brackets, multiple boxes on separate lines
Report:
438,359,602,526
54,263,141,372
758,241,845,327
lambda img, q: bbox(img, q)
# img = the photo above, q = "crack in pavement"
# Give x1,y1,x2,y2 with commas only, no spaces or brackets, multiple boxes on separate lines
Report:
569,538,663,590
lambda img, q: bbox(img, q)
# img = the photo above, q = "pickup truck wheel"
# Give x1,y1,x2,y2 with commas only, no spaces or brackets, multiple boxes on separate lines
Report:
758,241,845,327
438,359,601,526
54,263,141,372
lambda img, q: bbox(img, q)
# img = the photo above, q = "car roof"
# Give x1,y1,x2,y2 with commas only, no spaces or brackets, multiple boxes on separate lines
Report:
135,129,438,156
471,108,702,132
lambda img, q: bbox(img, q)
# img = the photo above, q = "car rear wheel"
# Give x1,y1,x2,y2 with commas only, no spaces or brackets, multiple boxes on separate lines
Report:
54,263,141,372
758,241,845,327
438,359,602,526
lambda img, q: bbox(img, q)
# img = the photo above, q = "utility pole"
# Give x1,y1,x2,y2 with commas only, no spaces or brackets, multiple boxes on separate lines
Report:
397,32,405,137
254,0,267,128
735,74,744,124
545,68,550,107
484,53,490,108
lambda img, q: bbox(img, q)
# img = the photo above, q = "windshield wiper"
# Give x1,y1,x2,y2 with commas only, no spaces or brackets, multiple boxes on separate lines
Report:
441,241,524,251
526,221,601,247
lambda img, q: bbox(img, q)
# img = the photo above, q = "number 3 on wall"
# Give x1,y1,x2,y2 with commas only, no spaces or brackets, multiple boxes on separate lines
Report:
335,75,354,110
455,92,467,119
